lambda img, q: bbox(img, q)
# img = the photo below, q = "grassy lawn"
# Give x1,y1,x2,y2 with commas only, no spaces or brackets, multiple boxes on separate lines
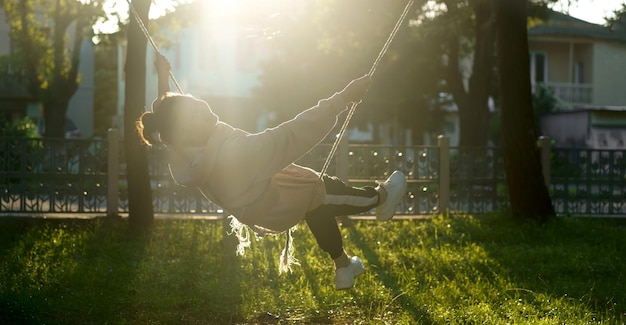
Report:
0,214,624,324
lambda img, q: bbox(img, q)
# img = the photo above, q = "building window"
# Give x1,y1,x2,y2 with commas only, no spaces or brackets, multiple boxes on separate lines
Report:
574,62,584,84
530,52,547,84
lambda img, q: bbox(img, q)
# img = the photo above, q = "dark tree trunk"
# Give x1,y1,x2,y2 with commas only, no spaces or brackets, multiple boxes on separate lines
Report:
43,99,68,139
124,0,154,231
43,0,82,139
445,0,495,147
462,0,495,146
17,0,41,100
495,0,554,221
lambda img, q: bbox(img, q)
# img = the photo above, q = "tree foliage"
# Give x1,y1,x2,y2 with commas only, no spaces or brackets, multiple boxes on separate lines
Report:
606,4,626,29
92,0,201,138
93,39,117,137
252,0,560,146
0,0,106,138
415,0,558,146
414,0,497,146
253,0,449,144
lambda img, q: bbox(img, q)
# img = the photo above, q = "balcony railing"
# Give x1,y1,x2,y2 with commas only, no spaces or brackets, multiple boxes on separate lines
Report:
541,82,593,105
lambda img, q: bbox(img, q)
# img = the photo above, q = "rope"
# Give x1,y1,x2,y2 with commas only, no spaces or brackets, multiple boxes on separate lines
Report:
319,0,415,176
125,0,184,93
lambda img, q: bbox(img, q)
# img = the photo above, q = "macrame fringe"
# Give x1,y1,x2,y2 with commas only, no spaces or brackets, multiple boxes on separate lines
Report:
279,226,300,274
227,216,252,256
227,216,300,274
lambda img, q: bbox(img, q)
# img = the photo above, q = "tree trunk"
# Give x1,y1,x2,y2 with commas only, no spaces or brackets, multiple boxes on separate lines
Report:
44,0,83,139
16,0,41,99
495,0,554,221
463,0,495,146
124,0,154,231
43,98,68,139
445,0,495,147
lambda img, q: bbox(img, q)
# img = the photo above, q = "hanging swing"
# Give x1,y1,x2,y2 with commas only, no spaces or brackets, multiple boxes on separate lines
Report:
126,0,415,272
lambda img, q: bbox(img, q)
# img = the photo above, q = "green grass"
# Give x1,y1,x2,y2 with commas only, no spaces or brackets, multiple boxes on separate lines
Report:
0,214,624,324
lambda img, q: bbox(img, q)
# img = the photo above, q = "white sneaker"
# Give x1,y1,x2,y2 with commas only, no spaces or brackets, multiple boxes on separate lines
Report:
375,171,407,221
335,256,365,290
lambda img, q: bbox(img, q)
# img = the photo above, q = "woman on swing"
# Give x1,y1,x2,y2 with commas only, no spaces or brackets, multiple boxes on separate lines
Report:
136,53,407,290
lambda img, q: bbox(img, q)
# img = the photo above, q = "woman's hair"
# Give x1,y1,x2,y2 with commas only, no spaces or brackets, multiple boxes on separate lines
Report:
136,92,194,146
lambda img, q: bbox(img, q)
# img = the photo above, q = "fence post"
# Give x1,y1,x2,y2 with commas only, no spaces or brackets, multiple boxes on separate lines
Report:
438,135,450,215
539,136,551,188
107,128,119,217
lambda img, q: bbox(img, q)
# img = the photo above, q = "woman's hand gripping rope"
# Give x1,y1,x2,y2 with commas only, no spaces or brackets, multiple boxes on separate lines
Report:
338,75,372,105
155,52,173,97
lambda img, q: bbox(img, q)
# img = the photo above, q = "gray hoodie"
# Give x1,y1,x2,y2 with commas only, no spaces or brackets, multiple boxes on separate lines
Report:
168,92,348,233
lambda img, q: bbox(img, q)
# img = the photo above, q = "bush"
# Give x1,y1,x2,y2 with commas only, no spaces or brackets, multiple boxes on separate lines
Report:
0,113,38,138
0,113,40,185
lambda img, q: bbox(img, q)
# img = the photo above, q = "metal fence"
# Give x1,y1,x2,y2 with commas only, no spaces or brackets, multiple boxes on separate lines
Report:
1,131,624,217
0,137,108,213
549,148,626,216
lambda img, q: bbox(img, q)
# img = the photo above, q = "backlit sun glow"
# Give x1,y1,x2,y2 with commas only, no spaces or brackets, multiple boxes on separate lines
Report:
94,0,292,35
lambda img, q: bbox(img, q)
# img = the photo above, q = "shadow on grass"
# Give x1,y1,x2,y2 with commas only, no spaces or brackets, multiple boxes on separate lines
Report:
0,217,245,324
0,218,48,324
428,214,626,321
4,214,624,323
346,222,436,324
0,217,153,324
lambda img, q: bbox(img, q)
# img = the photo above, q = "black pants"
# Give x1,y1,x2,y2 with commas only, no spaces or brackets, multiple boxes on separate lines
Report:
305,175,379,259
